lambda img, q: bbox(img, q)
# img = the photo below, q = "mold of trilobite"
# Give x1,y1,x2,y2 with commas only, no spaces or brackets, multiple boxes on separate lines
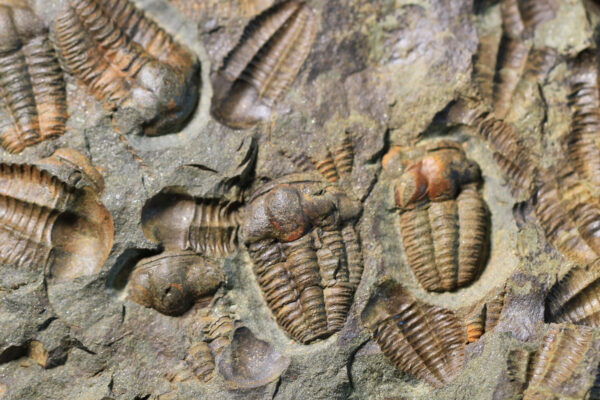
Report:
125,250,223,316
466,286,506,343
446,97,537,199
361,281,466,388
382,141,489,292
507,324,592,399
211,0,317,129
566,50,600,187
241,173,363,343
545,261,600,326
534,165,600,265
142,192,244,258
0,149,113,280
55,0,199,136
0,1,68,153
218,327,291,389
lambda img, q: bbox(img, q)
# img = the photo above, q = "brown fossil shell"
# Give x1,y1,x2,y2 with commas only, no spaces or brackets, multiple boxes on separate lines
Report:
545,262,600,326
361,281,466,388
0,149,112,279
211,0,317,129
218,327,291,389
518,0,558,33
126,250,223,316
142,193,243,257
55,0,199,135
534,166,600,265
493,33,529,119
389,142,489,292
242,173,363,343
466,287,506,343
0,2,67,153
184,341,215,383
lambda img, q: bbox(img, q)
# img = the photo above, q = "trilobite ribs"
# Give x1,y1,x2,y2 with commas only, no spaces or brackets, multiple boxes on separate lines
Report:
211,0,317,129
0,3,67,153
242,174,363,343
466,287,506,343
0,149,113,279
55,0,199,135
388,142,489,292
534,166,600,265
361,281,466,388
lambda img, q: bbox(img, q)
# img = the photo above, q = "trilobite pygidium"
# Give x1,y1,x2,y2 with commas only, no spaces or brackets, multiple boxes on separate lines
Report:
0,148,113,280
55,0,200,135
383,140,489,292
242,173,363,343
0,1,68,153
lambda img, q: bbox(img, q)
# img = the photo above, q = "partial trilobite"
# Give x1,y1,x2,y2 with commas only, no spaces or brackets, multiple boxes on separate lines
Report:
382,141,489,292
211,0,317,129
55,0,199,135
534,165,600,265
0,149,113,279
466,286,506,343
361,281,466,388
507,324,592,400
242,172,363,343
0,1,68,153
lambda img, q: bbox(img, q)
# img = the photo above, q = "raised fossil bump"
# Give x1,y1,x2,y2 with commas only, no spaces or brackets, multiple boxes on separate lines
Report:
361,281,466,388
211,0,317,129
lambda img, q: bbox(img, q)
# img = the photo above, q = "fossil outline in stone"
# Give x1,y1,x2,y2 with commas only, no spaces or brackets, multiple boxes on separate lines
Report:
361,281,466,388
0,149,113,280
466,286,506,343
55,0,200,136
211,0,317,129
383,141,489,292
0,1,68,153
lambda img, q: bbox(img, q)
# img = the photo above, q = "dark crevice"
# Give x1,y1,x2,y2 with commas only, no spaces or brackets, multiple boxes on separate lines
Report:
38,316,58,332
271,375,283,399
347,338,371,391
0,344,28,364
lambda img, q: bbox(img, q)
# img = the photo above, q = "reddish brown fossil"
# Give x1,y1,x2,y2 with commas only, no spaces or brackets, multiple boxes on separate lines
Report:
211,0,317,129
383,141,489,292
361,281,466,388
55,0,199,135
465,286,506,343
0,1,67,153
242,172,362,343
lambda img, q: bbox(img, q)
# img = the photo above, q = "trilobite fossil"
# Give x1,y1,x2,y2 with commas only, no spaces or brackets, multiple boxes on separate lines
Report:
0,149,113,280
241,172,363,343
55,0,199,135
0,1,68,153
361,281,466,388
466,286,506,343
211,0,317,129
382,141,489,292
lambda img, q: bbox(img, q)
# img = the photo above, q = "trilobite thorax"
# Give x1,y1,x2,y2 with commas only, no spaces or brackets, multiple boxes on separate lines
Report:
0,2,68,153
241,173,363,343
384,141,489,292
211,0,317,129
55,0,199,135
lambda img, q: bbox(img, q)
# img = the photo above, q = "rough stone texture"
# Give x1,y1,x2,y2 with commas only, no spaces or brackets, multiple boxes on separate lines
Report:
1,0,600,399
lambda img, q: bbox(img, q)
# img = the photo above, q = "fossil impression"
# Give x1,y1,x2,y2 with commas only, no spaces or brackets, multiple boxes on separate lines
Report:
0,1,68,153
55,0,200,135
211,0,317,129
383,141,489,292
361,281,466,388
242,173,363,343
0,149,113,280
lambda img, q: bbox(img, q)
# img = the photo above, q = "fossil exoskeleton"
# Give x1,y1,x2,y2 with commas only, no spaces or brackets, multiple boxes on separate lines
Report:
383,141,489,292
211,0,317,129
242,172,363,343
0,149,113,280
534,165,600,265
0,1,68,153
466,286,506,343
507,324,592,399
55,0,200,135
361,281,466,388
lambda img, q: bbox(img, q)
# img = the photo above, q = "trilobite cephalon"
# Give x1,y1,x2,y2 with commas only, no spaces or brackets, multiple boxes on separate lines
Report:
466,285,506,343
507,324,593,399
241,171,362,343
0,148,113,280
211,0,317,129
0,1,68,153
382,141,489,292
55,0,199,135
361,281,466,388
